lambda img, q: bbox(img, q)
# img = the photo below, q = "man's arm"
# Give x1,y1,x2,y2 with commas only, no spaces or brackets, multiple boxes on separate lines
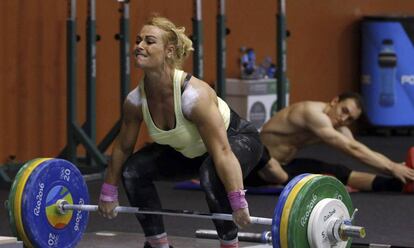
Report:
336,126,355,140
304,106,414,182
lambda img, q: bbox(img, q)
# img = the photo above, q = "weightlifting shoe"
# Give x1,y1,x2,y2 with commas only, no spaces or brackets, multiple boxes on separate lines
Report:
403,147,414,193
143,241,173,248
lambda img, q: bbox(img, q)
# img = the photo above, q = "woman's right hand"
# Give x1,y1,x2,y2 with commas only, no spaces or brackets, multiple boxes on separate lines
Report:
98,200,119,219
98,182,120,219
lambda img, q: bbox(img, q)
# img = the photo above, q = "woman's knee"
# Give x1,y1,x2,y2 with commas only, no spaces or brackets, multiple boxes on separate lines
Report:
199,160,222,193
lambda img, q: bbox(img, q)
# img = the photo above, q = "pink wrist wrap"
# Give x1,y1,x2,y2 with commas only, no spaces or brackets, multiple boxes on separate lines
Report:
227,190,248,211
99,183,118,202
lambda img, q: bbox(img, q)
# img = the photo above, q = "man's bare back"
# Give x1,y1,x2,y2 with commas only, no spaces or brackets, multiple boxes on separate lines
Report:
260,101,326,164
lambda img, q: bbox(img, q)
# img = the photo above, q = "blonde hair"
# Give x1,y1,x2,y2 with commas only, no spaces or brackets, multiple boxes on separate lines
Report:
146,15,194,69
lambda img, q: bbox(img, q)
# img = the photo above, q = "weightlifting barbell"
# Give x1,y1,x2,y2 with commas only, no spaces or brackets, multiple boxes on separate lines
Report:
55,199,273,224
6,158,365,248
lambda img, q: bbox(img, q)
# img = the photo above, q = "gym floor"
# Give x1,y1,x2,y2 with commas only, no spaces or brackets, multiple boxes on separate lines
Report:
1,135,413,247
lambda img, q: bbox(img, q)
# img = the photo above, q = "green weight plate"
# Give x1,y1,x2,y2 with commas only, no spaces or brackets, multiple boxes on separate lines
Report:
287,175,353,248
280,175,320,248
7,159,41,237
272,173,311,248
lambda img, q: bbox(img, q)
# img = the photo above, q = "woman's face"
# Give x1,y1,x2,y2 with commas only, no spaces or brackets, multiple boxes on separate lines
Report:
133,25,169,69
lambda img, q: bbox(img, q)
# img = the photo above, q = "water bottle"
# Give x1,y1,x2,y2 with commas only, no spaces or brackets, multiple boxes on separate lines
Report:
240,47,256,78
245,48,256,75
378,39,397,107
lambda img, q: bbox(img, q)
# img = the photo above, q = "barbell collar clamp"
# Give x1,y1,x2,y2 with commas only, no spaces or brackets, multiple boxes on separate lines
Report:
327,218,342,243
327,217,366,244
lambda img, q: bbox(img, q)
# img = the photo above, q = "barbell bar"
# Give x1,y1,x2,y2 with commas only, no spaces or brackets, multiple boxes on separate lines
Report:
6,158,366,248
56,199,273,225
196,229,272,243
196,224,366,246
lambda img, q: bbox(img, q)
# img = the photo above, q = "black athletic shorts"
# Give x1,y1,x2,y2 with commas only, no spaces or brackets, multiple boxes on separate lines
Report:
244,147,352,186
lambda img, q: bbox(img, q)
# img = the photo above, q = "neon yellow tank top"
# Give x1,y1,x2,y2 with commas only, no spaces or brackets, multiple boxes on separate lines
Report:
140,69,231,158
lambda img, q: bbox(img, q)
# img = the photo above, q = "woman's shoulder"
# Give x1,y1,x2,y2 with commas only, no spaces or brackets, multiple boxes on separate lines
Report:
125,87,143,107
122,87,143,121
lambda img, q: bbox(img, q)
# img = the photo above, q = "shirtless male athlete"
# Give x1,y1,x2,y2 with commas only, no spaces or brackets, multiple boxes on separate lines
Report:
245,92,414,192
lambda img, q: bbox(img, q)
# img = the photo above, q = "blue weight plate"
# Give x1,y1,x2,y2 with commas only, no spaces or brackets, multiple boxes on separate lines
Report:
21,159,90,248
272,173,310,248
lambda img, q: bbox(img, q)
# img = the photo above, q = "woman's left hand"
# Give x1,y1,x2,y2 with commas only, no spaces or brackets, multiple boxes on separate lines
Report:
232,207,251,229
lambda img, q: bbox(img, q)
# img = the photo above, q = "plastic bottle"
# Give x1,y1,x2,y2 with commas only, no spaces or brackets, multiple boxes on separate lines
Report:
378,39,397,107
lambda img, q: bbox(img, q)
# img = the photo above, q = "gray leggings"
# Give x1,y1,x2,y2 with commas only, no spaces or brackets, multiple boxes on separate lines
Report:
121,110,263,241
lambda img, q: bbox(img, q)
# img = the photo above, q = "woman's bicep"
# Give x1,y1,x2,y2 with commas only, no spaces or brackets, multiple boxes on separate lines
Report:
191,95,231,158
117,100,142,152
